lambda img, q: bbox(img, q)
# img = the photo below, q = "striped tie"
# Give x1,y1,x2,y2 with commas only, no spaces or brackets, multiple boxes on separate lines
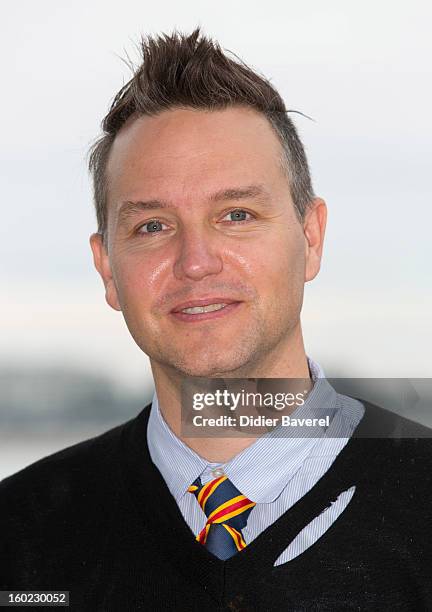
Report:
187,475,256,560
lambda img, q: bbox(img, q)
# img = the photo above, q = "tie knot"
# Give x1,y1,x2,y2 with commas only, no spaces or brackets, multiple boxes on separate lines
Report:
188,475,256,528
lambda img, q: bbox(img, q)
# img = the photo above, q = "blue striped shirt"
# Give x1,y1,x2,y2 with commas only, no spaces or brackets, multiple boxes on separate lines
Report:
147,358,364,565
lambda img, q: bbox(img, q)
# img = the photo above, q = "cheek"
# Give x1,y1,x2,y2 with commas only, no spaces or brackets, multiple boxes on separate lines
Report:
230,234,304,286
113,255,179,338
112,254,169,310
223,245,255,276
111,238,173,291
145,256,172,288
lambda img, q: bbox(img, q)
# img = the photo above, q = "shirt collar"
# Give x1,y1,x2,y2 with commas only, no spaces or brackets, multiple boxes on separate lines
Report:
147,357,339,504
147,392,208,503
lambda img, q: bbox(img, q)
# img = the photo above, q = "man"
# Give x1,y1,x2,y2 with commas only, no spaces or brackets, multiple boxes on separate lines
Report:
1,29,431,611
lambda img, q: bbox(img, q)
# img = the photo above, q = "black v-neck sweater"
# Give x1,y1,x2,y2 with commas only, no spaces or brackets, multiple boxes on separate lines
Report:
0,401,431,611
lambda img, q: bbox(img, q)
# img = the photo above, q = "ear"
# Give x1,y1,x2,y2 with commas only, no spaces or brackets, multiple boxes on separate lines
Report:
89,233,122,311
303,197,327,282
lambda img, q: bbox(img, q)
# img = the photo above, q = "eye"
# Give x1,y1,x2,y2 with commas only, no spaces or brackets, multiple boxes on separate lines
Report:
137,220,168,234
221,209,254,223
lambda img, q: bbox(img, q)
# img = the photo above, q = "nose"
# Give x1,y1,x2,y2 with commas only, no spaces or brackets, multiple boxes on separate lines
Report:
173,226,223,281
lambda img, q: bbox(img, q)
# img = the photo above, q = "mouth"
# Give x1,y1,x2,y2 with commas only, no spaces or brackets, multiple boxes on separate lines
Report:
170,298,242,323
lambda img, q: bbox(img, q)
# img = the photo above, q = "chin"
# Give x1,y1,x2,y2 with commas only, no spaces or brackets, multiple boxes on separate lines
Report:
144,332,264,378
174,361,238,379
168,351,251,378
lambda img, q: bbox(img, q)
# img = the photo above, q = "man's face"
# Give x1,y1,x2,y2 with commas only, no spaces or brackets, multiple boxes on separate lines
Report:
91,106,324,377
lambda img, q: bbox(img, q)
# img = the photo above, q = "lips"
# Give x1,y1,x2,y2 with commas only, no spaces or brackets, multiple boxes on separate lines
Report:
171,297,240,313
170,297,243,323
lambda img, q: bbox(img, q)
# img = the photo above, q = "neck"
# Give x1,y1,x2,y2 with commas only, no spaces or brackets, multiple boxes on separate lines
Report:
150,324,311,463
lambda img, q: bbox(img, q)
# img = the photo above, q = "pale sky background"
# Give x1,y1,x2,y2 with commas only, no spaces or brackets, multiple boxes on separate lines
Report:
1,0,431,392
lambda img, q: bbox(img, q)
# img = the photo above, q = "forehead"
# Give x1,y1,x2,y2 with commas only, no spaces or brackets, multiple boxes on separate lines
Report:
105,106,287,207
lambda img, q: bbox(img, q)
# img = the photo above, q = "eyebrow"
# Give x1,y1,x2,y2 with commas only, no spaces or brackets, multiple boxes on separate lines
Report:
116,184,270,226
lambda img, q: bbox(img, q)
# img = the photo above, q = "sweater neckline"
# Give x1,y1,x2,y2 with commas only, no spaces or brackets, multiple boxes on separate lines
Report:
119,399,385,601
